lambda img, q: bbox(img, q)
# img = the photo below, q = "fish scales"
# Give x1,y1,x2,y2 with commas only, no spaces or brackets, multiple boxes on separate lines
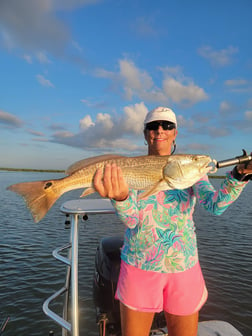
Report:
65,155,167,190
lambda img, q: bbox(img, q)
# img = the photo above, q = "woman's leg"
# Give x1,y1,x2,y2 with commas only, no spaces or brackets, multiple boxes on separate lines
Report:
164,311,199,336
120,302,155,336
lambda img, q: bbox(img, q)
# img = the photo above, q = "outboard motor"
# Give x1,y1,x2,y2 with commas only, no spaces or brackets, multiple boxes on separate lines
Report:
93,236,123,336
93,237,166,336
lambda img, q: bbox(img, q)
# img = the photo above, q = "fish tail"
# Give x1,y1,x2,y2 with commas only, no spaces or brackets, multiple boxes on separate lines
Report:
7,180,62,223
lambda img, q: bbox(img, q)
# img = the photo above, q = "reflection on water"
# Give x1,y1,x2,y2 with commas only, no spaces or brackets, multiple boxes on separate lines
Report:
0,172,251,335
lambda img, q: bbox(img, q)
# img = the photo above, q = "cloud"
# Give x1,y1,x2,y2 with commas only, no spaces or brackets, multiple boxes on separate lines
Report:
80,98,108,109
208,126,231,137
0,0,100,55
225,79,248,86
23,54,32,63
0,0,68,53
245,110,252,121
219,101,238,116
162,78,208,105
53,130,74,138
122,103,149,134
0,110,23,128
131,17,158,37
179,143,212,153
27,129,45,136
49,123,67,131
119,59,154,100
80,115,95,130
198,45,238,67
36,51,51,64
50,102,148,153
36,74,54,87
95,59,208,105
224,78,252,93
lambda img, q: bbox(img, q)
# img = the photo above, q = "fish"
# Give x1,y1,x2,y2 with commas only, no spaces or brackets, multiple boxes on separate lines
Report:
7,153,212,223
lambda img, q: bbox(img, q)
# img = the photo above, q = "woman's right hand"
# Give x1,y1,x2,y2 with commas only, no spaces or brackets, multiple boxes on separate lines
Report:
93,163,129,201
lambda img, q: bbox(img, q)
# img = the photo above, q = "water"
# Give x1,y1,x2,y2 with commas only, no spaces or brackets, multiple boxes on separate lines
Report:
0,172,251,336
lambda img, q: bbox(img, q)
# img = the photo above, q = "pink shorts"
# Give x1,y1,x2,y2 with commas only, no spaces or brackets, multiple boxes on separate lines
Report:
115,260,208,316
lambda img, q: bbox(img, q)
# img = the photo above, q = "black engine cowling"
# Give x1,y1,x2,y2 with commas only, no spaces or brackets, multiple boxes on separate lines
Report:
93,237,166,336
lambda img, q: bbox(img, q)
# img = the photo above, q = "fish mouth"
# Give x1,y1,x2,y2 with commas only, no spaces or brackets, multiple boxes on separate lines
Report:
199,156,215,174
207,159,218,173
202,158,217,174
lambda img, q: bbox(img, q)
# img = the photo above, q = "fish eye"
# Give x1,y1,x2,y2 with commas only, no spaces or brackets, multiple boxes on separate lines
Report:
44,181,53,190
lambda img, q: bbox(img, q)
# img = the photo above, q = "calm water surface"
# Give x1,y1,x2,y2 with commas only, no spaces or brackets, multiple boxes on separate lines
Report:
0,172,251,335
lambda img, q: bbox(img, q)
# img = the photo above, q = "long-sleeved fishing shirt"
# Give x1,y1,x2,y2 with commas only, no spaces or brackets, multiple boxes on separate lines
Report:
111,172,248,273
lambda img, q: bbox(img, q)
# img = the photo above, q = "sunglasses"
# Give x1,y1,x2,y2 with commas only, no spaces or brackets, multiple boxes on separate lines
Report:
145,121,176,131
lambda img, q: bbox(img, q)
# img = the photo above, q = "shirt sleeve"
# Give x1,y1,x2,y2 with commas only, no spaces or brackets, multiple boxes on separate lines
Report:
111,189,140,228
193,172,248,215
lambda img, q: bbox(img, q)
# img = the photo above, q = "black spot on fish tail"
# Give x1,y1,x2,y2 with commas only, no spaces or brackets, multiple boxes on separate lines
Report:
44,182,53,190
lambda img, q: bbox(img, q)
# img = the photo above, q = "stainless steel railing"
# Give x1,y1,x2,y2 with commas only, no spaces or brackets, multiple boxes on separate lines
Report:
43,199,115,336
43,214,79,336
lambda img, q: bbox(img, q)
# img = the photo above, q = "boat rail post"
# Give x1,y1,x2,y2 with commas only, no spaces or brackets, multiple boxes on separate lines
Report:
70,213,79,336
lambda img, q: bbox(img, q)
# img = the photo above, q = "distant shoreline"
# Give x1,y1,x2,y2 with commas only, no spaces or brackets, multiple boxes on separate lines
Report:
0,167,64,173
0,167,225,178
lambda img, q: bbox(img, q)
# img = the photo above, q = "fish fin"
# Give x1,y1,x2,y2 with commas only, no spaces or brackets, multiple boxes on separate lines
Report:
138,179,170,199
80,187,96,197
7,180,62,223
66,154,125,175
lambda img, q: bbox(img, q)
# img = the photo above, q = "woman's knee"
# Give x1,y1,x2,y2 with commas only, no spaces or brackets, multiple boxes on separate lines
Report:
120,302,155,336
164,311,199,336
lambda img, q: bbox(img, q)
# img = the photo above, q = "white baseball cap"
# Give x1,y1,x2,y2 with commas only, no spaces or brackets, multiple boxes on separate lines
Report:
144,107,177,127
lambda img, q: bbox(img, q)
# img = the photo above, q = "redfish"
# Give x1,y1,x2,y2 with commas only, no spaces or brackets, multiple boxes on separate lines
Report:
7,154,212,223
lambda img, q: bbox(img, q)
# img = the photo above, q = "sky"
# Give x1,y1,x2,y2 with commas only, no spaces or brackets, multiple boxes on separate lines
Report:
0,0,252,170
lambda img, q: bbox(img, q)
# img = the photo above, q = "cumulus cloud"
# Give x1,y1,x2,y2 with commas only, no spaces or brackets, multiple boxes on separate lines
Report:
122,103,149,134
119,59,153,100
95,59,208,106
50,102,148,153
0,110,23,128
80,115,95,130
198,45,238,67
162,78,208,105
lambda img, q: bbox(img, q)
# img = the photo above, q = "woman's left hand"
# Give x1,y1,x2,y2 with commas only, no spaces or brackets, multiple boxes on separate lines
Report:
237,153,252,175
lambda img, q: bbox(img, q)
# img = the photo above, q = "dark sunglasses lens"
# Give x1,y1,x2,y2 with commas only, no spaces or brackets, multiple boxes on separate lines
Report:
146,122,158,130
162,122,176,130
146,121,175,130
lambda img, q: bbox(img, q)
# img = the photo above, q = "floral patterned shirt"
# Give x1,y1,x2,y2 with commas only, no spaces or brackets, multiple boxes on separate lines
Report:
111,172,248,273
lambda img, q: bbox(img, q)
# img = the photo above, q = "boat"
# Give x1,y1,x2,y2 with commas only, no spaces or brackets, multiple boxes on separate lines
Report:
42,198,243,336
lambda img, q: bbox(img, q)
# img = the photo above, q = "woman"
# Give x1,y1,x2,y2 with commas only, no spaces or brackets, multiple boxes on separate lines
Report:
94,106,252,336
